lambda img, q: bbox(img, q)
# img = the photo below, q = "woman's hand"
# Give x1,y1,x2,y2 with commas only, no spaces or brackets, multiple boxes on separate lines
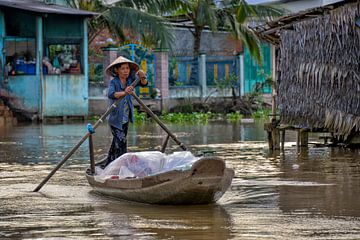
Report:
137,70,146,79
114,87,133,98
124,86,134,95
137,70,147,85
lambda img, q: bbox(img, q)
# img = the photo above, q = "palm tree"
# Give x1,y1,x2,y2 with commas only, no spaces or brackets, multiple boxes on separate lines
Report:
164,0,282,84
66,0,283,62
66,0,174,48
227,0,284,64
170,1,219,56
169,0,283,64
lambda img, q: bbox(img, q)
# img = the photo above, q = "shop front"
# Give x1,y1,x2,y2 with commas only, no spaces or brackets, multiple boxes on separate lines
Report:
0,0,95,120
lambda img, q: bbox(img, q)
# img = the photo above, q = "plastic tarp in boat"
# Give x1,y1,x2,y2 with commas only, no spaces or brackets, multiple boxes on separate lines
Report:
96,151,199,179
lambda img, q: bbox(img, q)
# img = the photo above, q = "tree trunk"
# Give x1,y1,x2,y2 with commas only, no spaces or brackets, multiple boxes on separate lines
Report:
190,27,202,85
231,86,237,106
193,27,202,55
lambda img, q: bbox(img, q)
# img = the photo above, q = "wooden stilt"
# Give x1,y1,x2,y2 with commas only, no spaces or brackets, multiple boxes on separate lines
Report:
296,129,300,148
300,130,308,147
267,130,274,150
281,129,285,150
272,128,280,150
264,123,274,150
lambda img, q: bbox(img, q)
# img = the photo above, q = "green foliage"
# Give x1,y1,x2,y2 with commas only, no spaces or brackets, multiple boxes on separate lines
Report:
169,57,179,86
227,1,285,65
215,73,238,89
133,108,148,123
251,108,271,119
226,111,243,122
160,112,211,124
67,0,174,48
159,111,244,124
174,81,184,87
88,115,100,122
106,6,174,49
89,63,104,82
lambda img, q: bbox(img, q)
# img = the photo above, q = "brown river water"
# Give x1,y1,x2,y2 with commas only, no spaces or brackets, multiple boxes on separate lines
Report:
0,120,360,239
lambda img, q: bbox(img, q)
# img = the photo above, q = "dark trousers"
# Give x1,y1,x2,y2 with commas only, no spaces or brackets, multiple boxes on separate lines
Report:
104,123,129,167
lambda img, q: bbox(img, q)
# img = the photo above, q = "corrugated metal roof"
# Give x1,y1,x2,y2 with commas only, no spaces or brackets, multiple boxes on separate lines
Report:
0,0,97,16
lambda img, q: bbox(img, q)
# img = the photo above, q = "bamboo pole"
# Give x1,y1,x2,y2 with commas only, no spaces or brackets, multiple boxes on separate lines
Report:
89,134,95,174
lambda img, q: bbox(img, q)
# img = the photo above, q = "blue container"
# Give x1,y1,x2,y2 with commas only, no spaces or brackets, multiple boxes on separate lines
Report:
15,63,36,75
15,63,27,74
26,64,36,75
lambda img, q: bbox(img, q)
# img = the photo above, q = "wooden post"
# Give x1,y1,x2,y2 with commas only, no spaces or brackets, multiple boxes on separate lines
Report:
296,129,300,148
281,129,285,150
271,45,277,122
300,130,308,147
267,130,274,150
264,123,273,150
272,128,280,150
89,134,95,174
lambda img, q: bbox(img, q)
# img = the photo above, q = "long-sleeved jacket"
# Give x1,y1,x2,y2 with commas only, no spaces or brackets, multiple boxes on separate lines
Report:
107,72,147,130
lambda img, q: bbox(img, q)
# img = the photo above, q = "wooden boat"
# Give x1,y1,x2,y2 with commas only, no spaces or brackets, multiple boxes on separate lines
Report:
85,156,234,205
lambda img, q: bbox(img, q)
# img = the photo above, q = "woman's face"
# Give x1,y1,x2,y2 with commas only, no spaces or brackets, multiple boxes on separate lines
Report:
115,63,130,79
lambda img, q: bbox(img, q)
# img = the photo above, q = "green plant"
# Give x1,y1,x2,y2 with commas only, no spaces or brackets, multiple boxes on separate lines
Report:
215,73,238,89
160,112,211,124
88,115,100,121
133,108,148,123
174,81,184,87
251,108,270,119
226,111,243,121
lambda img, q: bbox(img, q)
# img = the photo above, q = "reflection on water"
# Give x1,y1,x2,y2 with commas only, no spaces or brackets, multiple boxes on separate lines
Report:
94,198,232,239
1,121,360,239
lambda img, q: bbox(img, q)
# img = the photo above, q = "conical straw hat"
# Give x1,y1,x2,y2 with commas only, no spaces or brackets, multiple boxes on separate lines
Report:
105,56,139,77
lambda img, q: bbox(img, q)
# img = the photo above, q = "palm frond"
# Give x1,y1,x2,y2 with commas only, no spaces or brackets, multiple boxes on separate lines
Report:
196,0,218,30
237,24,262,65
249,5,286,21
104,7,174,48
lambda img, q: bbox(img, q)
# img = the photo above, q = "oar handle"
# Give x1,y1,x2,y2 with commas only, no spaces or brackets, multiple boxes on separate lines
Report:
33,78,140,192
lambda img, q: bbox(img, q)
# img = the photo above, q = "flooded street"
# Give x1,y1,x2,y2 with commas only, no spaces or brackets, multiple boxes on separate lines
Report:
1,121,360,239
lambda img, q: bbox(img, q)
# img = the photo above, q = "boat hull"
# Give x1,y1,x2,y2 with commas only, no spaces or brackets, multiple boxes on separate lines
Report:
86,157,234,205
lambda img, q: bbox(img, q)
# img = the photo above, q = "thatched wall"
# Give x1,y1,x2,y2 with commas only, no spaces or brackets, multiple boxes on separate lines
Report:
277,2,360,139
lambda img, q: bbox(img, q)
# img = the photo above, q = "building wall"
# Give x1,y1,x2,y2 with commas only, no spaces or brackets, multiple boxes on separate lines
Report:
0,8,89,119
43,74,88,116
171,28,242,56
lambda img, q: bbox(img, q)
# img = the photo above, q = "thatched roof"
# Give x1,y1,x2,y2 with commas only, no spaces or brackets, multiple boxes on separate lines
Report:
255,1,360,140
253,0,359,45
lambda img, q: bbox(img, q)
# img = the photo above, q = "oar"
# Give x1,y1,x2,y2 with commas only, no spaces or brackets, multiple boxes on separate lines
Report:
131,92,187,151
33,78,140,192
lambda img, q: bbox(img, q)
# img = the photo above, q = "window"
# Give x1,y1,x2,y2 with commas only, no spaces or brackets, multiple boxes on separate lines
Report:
43,44,81,74
43,15,83,75
4,10,36,76
5,38,36,76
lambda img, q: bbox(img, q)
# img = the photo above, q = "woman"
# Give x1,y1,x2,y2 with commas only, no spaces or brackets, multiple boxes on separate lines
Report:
103,56,148,167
